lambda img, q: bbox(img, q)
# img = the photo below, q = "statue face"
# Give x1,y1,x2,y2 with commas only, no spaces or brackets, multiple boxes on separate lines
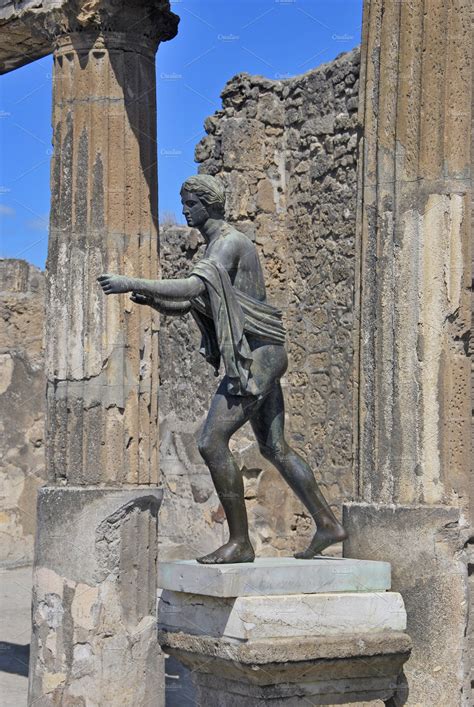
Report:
181,189,209,227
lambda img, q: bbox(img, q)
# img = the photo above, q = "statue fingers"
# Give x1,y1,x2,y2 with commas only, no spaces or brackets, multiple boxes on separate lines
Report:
97,274,131,294
97,274,113,287
130,292,148,304
97,274,113,292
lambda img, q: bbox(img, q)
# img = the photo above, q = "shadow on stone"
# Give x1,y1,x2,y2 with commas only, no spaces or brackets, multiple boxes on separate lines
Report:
165,654,196,707
0,642,30,677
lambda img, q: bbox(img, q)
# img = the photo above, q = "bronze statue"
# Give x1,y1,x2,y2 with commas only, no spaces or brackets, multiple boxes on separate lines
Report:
98,175,347,563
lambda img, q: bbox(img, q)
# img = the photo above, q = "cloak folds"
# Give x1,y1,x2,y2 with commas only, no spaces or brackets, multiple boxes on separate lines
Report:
189,258,286,398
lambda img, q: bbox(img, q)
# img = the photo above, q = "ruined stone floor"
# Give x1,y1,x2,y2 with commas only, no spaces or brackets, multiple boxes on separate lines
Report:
0,566,32,706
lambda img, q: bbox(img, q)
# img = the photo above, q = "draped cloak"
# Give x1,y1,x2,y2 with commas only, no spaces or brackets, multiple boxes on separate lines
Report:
189,258,286,398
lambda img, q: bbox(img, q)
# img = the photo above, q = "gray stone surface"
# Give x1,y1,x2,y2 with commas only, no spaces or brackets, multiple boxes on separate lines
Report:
0,566,32,707
159,630,412,665
192,674,406,707
159,590,406,640
343,503,470,706
0,260,46,567
158,557,391,597
159,631,411,706
29,486,164,706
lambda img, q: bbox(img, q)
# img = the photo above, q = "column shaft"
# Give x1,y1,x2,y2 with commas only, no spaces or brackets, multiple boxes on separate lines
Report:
354,0,472,507
348,2,472,703
46,32,160,486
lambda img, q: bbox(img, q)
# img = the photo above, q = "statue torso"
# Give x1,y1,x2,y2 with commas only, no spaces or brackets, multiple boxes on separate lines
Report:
203,226,266,302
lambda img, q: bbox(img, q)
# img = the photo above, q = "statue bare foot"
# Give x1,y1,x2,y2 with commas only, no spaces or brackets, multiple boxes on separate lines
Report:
294,523,348,559
197,539,255,564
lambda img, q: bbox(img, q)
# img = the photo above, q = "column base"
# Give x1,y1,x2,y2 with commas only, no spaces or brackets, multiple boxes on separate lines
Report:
28,485,163,707
343,503,471,706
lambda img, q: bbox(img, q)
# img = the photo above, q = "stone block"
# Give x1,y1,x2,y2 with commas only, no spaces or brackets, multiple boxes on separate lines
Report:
221,118,266,171
28,486,164,706
159,590,406,640
343,503,470,706
0,260,46,566
158,556,391,597
160,624,411,705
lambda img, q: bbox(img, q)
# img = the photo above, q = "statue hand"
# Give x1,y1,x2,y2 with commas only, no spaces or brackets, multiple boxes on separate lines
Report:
97,274,133,295
130,292,151,305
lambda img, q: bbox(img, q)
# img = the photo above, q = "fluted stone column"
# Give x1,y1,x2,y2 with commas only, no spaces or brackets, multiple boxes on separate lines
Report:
352,0,472,506
28,3,179,704
345,1,472,704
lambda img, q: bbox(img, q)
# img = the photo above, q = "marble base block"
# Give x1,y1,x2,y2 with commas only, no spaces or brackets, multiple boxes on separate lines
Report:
158,556,391,597
159,590,406,640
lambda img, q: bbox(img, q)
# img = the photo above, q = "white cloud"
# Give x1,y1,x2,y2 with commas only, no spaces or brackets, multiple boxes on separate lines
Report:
0,204,15,216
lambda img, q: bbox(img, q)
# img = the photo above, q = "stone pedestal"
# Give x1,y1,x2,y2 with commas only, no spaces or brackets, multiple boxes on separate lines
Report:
343,503,471,706
28,486,163,705
158,558,412,705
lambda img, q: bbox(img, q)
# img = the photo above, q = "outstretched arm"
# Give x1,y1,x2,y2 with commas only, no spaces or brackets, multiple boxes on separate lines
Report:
97,273,205,300
130,292,192,316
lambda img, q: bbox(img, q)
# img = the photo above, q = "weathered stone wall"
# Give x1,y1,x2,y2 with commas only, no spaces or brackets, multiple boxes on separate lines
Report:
0,259,46,566
158,48,360,560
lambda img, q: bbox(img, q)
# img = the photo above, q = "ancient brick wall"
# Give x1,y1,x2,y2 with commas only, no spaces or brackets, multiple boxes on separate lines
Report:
158,47,360,560
0,259,46,566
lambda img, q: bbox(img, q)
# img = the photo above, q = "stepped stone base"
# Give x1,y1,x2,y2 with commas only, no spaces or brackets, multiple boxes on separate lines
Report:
158,558,412,706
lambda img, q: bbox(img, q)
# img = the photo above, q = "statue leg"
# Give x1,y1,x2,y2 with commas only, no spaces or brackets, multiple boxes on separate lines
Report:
196,376,259,564
249,381,347,558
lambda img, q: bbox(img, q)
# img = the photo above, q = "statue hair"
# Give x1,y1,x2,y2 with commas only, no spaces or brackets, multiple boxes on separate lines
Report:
181,174,225,216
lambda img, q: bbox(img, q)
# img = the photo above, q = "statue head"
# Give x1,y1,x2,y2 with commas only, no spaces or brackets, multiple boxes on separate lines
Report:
180,174,225,227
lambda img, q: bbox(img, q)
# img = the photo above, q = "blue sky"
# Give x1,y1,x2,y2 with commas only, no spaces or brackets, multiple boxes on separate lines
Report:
0,0,362,268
